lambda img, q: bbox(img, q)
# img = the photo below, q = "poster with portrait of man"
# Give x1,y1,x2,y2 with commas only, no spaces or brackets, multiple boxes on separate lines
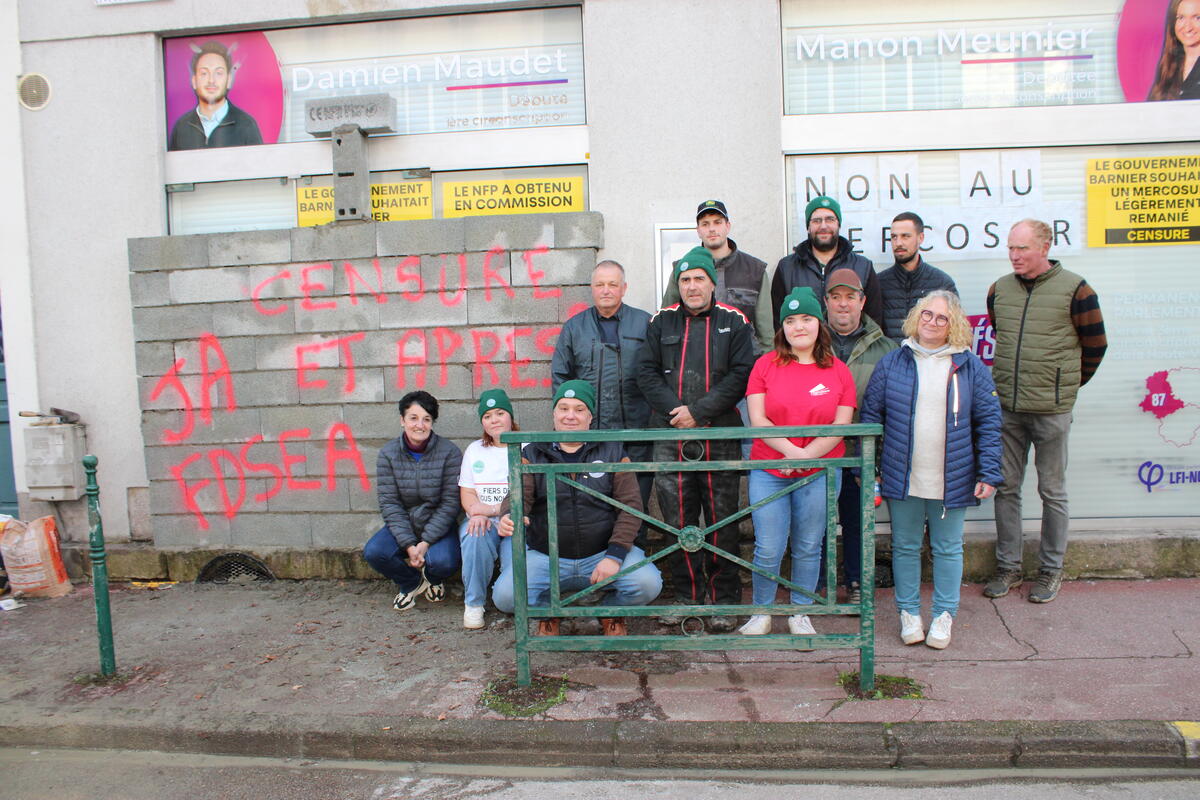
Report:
164,33,284,151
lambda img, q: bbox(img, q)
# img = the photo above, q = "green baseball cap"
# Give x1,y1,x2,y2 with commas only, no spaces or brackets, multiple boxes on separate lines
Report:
553,380,595,413
477,388,513,419
673,246,717,286
779,286,824,323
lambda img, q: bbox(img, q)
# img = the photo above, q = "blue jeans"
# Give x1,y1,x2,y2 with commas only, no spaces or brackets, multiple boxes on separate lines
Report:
492,545,662,614
887,497,966,617
748,469,841,605
363,526,462,593
458,518,513,608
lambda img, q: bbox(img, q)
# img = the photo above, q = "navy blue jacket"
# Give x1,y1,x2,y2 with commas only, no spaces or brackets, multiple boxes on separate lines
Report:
861,345,1002,508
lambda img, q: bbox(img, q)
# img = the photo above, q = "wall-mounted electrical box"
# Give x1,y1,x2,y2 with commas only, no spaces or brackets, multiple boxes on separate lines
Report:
24,424,87,501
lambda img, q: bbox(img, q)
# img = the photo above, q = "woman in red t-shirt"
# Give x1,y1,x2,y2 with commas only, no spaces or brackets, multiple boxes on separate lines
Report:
738,287,855,637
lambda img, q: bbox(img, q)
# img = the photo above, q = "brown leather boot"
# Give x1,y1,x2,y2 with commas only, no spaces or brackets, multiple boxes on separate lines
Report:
536,618,561,636
600,618,627,636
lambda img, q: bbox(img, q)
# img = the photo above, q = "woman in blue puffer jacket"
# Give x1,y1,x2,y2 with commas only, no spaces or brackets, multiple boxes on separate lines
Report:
862,290,1001,651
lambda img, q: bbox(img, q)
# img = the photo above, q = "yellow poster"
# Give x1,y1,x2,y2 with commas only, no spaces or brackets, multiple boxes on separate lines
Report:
296,181,433,227
1086,156,1200,247
442,177,584,218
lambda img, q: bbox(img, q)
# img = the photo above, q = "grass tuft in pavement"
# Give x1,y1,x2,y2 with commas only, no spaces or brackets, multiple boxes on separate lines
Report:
837,671,924,700
480,673,569,717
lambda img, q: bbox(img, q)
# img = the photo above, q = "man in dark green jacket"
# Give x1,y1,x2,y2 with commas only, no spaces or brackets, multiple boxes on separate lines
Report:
822,268,897,602
983,219,1107,604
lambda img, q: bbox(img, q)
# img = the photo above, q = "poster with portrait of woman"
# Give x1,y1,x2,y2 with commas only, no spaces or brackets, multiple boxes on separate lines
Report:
1118,0,1200,100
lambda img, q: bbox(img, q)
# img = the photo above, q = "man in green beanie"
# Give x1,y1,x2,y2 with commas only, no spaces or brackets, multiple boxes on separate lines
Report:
771,194,883,332
637,246,757,631
494,379,662,636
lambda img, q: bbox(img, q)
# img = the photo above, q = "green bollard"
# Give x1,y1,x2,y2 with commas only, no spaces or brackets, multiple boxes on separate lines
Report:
82,455,116,677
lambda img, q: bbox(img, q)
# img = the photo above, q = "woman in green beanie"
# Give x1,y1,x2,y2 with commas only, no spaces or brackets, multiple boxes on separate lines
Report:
457,389,520,629
739,287,856,637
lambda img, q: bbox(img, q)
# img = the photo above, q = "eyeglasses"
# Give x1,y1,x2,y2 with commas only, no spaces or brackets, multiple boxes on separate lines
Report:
919,310,950,327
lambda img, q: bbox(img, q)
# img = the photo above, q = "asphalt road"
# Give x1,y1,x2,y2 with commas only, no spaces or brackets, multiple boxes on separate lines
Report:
1,747,1196,800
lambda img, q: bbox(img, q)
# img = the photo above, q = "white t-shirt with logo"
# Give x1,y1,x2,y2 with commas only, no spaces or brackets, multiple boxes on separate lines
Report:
458,439,511,505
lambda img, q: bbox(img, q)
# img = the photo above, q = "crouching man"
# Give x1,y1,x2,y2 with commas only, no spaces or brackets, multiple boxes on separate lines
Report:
493,380,663,635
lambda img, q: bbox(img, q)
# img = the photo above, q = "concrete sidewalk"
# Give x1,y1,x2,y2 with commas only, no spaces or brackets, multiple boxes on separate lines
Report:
1,577,1197,769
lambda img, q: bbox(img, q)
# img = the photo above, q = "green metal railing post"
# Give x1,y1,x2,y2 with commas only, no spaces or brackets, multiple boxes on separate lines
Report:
82,455,116,677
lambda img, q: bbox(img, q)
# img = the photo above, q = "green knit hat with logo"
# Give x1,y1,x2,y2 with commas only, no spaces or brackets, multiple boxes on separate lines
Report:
805,195,842,224
778,286,825,323
477,388,514,419
673,246,718,286
552,379,595,413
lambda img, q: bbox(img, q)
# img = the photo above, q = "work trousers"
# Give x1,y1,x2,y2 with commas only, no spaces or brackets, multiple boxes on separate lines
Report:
653,437,743,606
993,410,1072,572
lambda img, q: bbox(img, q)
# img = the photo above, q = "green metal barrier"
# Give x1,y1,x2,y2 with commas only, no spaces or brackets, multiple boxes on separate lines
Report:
500,423,881,690
82,455,116,677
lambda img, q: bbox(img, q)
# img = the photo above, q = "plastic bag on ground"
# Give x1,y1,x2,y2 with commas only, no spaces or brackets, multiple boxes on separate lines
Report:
0,516,73,598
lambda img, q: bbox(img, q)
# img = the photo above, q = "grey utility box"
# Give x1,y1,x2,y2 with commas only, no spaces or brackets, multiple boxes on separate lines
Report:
24,424,87,501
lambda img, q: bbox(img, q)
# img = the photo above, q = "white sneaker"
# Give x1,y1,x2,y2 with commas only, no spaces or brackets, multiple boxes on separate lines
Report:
900,610,925,645
926,611,953,649
463,605,485,629
788,614,815,650
737,615,772,635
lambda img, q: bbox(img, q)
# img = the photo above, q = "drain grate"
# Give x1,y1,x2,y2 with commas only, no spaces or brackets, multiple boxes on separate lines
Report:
195,552,275,584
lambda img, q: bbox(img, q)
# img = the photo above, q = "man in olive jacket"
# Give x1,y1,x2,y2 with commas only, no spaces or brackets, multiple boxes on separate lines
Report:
823,268,897,602
983,219,1107,605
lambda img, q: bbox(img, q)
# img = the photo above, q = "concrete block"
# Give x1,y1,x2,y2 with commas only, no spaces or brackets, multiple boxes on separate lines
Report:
378,293,470,329
267,482,350,514
310,513,379,548
126,486,153,542
558,285,594,321
512,323,559,363
129,271,171,307
135,342,176,377
512,399,553,432
294,298,380,334
232,370,301,407
554,212,605,249
423,250,510,292
298,367,386,405
210,301,296,337
169,267,260,305
128,233,209,272
261,541,377,578
509,247,595,288
260,405,344,437
377,218,466,257
290,221,377,262
464,214,556,252
151,514,232,549
502,361,554,399
174,336,258,374
330,257,392,299
303,440,377,478
230,513,313,547
345,404,401,437
384,364,474,402
468,287,564,326
140,408,261,447
257,334,340,371
349,480,380,512
139,374,201,411
429,401,479,443
209,228,291,266
142,445,189,482
150,477,255,517
132,305,214,342
349,330,403,368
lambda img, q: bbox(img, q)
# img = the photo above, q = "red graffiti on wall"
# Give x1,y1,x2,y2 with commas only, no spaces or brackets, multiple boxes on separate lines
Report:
155,247,575,530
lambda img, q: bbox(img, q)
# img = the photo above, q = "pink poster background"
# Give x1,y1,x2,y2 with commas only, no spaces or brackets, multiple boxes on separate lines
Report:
1117,0,1173,101
163,32,283,146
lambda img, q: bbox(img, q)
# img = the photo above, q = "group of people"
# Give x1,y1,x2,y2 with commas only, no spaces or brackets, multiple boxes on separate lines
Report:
364,196,1107,653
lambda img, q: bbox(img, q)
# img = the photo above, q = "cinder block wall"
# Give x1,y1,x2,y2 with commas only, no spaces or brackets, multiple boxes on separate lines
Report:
129,213,602,552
